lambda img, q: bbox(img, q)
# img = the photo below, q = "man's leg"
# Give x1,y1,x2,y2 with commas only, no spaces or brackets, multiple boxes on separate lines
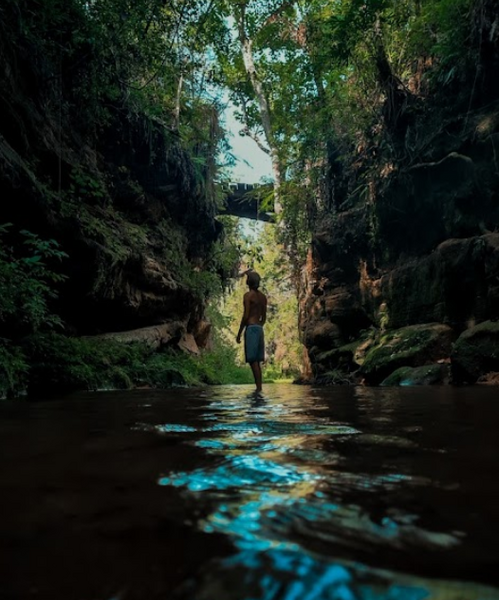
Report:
250,361,262,392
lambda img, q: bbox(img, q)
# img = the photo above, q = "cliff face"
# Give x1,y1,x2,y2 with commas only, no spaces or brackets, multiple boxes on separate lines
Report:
300,2,499,385
0,0,224,352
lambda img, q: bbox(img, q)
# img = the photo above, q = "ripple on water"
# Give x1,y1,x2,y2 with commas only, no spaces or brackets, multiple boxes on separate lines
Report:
172,547,499,600
1,383,499,600
142,420,360,437
151,385,499,600
158,454,322,493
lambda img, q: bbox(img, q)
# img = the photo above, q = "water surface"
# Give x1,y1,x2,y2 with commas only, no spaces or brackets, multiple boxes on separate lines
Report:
0,384,498,600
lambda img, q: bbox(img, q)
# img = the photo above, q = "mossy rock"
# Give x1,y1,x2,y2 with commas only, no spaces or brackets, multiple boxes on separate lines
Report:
381,364,449,386
313,334,374,381
361,323,454,385
315,342,359,373
451,320,499,383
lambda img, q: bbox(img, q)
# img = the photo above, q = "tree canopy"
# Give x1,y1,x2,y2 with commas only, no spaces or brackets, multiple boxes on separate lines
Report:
1,0,488,393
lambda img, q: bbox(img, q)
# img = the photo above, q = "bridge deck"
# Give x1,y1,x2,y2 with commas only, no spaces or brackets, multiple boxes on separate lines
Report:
219,183,274,222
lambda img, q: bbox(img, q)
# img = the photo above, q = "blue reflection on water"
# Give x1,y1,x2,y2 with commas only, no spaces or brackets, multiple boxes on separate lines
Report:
214,549,431,600
159,454,322,492
156,390,498,600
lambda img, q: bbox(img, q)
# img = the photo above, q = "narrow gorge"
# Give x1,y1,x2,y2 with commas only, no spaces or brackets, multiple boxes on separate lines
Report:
1,0,498,395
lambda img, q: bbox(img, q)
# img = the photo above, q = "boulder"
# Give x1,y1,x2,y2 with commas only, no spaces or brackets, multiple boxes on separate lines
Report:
314,343,359,377
177,333,200,356
361,323,454,385
381,364,450,386
451,320,499,383
92,321,185,350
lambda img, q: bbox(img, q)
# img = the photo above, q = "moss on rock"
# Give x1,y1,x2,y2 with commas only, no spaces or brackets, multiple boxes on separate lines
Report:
312,332,375,384
361,323,454,385
381,364,449,386
451,320,499,383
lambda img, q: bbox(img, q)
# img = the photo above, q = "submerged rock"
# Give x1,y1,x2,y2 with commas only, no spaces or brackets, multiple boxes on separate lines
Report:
381,364,450,387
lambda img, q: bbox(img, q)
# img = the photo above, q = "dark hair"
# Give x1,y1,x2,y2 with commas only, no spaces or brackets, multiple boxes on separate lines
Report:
247,271,261,289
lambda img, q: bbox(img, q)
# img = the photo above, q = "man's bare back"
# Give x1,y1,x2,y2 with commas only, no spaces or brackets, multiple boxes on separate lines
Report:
245,289,267,326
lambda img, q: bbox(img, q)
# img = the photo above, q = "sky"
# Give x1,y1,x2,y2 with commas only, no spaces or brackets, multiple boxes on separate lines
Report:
220,104,270,240
223,104,273,184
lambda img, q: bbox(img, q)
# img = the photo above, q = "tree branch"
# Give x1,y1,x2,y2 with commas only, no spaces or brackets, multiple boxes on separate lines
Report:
239,125,271,155
238,97,271,154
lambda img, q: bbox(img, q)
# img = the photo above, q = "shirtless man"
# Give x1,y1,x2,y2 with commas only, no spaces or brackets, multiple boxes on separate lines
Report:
236,271,267,392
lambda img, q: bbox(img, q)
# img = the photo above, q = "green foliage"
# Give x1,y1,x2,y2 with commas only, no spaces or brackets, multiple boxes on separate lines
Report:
0,343,29,396
0,224,68,396
68,168,107,204
0,224,67,335
1,0,483,396
26,333,140,393
0,328,255,398
400,0,475,80
203,301,255,384
209,0,481,259
25,332,253,395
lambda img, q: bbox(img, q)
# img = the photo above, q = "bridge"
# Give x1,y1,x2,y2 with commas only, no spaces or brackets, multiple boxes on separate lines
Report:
220,182,274,222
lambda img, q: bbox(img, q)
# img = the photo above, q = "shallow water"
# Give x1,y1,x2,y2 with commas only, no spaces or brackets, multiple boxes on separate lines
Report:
1,384,499,600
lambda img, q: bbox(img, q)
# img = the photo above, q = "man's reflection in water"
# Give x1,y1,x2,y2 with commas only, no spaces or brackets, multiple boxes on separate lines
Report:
250,391,266,407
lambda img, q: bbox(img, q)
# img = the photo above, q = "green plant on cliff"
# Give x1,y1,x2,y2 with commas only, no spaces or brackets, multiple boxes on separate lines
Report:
0,225,67,396
0,225,67,333
1,0,491,393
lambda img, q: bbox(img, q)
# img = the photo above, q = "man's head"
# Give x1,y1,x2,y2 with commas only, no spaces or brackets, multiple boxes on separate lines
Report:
246,270,261,290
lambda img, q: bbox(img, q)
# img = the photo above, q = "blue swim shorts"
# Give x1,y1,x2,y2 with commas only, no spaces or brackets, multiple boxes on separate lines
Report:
244,325,265,363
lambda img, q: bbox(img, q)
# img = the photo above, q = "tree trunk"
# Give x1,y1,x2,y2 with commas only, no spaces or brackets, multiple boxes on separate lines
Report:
172,72,184,130
236,5,282,213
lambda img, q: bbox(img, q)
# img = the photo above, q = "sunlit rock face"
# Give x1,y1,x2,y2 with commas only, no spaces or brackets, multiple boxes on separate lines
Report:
300,28,499,385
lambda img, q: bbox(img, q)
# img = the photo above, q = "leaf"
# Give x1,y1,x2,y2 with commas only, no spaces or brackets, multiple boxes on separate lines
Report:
23,255,42,264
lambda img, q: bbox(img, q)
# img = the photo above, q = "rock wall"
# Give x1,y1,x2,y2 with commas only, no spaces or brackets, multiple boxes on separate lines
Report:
300,3,499,385
0,1,224,354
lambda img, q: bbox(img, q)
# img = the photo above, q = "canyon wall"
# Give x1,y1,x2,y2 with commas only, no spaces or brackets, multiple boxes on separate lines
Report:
300,2,499,385
0,1,225,358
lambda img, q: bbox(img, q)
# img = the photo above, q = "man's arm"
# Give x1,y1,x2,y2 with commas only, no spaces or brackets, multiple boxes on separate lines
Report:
261,294,267,326
236,293,251,343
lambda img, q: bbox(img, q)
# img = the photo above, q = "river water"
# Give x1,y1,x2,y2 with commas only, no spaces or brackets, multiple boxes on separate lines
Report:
1,384,499,600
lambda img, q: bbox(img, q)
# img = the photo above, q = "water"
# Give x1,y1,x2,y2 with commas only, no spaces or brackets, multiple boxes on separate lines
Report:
0,384,498,600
